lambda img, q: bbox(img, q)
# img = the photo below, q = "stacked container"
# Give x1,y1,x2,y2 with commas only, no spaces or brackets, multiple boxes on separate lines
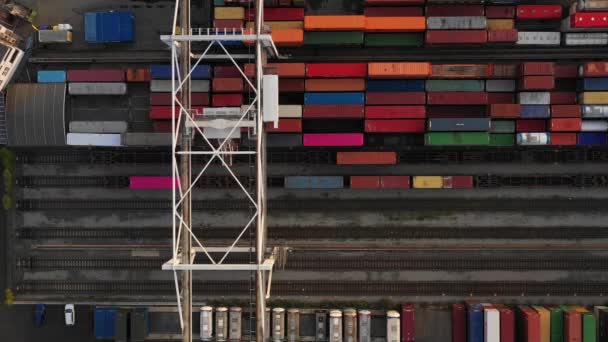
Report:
363,0,425,47
516,62,555,145
579,61,608,145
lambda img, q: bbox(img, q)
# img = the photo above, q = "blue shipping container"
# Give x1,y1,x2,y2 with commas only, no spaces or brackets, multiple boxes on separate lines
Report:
37,70,66,83
285,176,344,189
366,80,425,92
467,304,484,342
304,92,365,105
150,65,211,80
581,78,608,91
578,132,607,145
85,12,134,43
521,105,550,118
94,308,117,339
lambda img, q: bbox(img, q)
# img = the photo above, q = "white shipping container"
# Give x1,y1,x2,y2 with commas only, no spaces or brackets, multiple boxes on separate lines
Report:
516,32,561,46
518,92,551,105
517,133,550,145
426,16,487,30
203,127,241,139
150,79,210,92
68,82,127,95
564,33,608,46
39,30,72,43
121,133,171,146
583,105,608,118
67,133,122,147
204,107,241,117
279,105,302,118
582,120,608,131
486,79,516,92
578,0,608,10
484,308,500,342
69,121,128,133
386,310,400,342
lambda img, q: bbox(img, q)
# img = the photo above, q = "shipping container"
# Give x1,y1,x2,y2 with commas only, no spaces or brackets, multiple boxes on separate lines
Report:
365,106,425,119
273,308,285,342
266,119,302,133
581,62,608,77
551,133,578,145
130,308,150,342
69,121,128,133
432,64,490,78
521,76,555,90
468,304,484,342
350,176,380,189
329,310,342,342
517,5,562,19
380,176,410,189
426,105,487,118
425,132,490,145
583,105,608,117
150,64,211,79
367,80,425,92
228,307,242,341
37,70,66,83
337,151,397,165
365,119,426,133
365,16,426,32
487,6,516,18
212,78,243,92
490,120,515,133
280,79,305,92
531,306,550,342
367,92,426,105
126,69,150,82
570,12,608,28
555,65,579,78
551,92,577,105
517,31,561,45
517,132,550,145
485,308,500,342
38,29,72,43
245,21,303,30
582,313,596,342
426,5,484,16
597,307,608,342
425,80,484,92
582,120,608,131
522,62,555,76
491,64,519,78
315,311,327,342
581,78,608,91
452,304,466,342
213,93,242,107
264,134,302,148
305,79,365,92
385,310,399,342
215,7,245,20
214,19,243,29
488,92,515,104
68,82,127,95
552,105,581,118
368,62,431,78
304,105,364,118
499,308,515,342
521,105,550,118
580,91,608,104
245,8,304,21
426,30,487,44
487,29,519,43
216,307,228,342
486,80,516,92
442,176,474,189
565,310,583,342
343,309,357,342
306,63,367,78
285,176,344,189
245,63,305,78
150,92,209,106
304,92,364,105
67,133,122,147
402,304,415,342
121,133,171,146
150,80,209,92
490,133,515,146
426,16,487,30
94,308,117,339
518,92,551,105
427,92,487,105
67,69,125,82
287,309,299,342
579,132,608,144
564,32,608,46
427,118,490,131
364,33,424,46
550,118,582,132
85,12,134,43
304,32,362,46
487,19,514,30
303,133,363,147
304,15,365,31
517,119,546,132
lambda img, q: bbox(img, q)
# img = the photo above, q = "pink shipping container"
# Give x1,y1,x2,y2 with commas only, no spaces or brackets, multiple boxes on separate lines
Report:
130,176,180,189
303,133,364,147
67,70,126,82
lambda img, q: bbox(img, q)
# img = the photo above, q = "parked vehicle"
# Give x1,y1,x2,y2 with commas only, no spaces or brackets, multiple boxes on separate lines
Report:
34,304,45,326
64,304,75,325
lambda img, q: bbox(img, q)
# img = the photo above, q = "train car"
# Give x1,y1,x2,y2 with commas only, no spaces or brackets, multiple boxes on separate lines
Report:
216,307,228,342
200,306,213,341
386,310,400,342
229,307,242,341
358,310,371,342
402,304,415,342
344,308,357,342
273,308,285,342
287,309,299,342
315,310,327,342
329,310,343,342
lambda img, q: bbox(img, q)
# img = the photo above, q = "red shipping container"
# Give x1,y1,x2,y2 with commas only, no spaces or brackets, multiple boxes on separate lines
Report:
212,94,243,107
581,62,608,77
516,5,562,19
499,308,515,342
214,19,243,29
402,304,415,342
490,104,521,118
520,76,555,90
212,78,244,92
150,93,210,106
488,93,515,104
425,5,484,16
487,29,518,43
364,7,423,17
551,105,581,118
152,121,172,133
427,92,487,105
214,66,241,78
350,176,380,189
303,105,364,119
554,65,578,78
491,64,519,78
516,119,546,132
551,133,578,145
452,304,466,342
245,8,304,21
244,63,305,78
67,69,125,82
365,106,426,119
521,62,555,76
366,92,426,105
364,119,426,133
426,30,487,44
565,311,582,342
570,12,608,28
306,63,367,78
265,119,302,133
522,308,541,342
486,6,516,19
550,118,582,132
380,176,410,189
551,92,577,105
126,69,151,82
336,152,397,165
442,176,473,189
279,79,305,92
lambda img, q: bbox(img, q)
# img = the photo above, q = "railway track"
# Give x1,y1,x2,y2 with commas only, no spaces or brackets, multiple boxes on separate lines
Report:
16,280,608,296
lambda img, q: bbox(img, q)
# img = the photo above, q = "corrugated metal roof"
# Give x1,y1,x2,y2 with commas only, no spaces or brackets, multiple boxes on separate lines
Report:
6,83,66,146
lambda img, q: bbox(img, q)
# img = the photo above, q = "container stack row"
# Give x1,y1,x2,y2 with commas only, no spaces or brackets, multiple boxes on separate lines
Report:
211,2,608,47
453,303,608,342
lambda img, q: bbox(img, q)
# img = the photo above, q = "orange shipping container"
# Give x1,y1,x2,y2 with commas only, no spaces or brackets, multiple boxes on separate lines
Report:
368,62,431,78
304,15,365,31
337,152,397,165
305,79,366,92
364,16,426,32
271,29,304,46
244,63,306,78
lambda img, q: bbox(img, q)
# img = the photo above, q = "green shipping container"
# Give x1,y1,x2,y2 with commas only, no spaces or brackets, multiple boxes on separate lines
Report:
583,313,596,342
489,134,515,146
490,120,515,133
304,32,363,46
550,307,564,342
425,132,490,146
426,80,485,92
214,0,224,5
364,33,424,47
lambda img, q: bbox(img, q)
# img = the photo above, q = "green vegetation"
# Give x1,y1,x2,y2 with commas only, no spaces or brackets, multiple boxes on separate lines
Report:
0,148,15,210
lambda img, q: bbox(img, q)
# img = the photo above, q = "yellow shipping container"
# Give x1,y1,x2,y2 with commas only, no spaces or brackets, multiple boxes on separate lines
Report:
246,21,304,30
214,7,245,20
413,176,443,189
580,92,608,104
487,19,514,30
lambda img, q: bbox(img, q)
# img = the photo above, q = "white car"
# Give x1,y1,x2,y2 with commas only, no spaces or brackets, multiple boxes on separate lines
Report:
64,304,75,326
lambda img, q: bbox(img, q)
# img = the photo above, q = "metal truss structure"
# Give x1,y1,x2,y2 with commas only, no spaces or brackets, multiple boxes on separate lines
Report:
160,1,278,341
